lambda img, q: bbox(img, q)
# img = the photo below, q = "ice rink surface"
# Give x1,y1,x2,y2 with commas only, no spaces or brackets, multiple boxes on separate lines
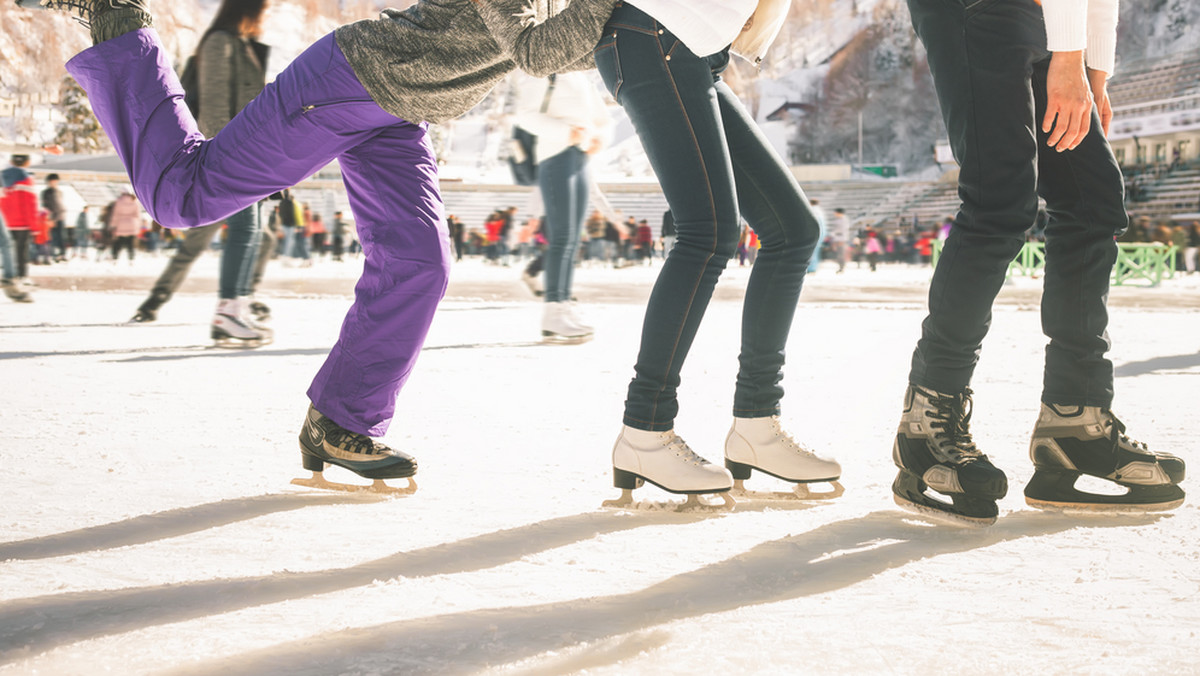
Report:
1,255,1198,675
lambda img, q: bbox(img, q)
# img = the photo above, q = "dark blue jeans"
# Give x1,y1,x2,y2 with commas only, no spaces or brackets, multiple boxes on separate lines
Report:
907,0,1126,407
595,3,820,431
219,204,261,299
538,146,589,303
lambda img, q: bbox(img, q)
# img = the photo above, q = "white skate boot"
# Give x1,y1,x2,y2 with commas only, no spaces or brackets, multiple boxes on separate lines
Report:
212,298,270,348
238,296,274,338
603,426,734,511
563,302,594,335
725,416,844,500
2,278,31,303
542,302,592,344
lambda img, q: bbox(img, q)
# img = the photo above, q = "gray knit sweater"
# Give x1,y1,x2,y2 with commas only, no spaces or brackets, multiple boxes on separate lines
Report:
335,0,616,125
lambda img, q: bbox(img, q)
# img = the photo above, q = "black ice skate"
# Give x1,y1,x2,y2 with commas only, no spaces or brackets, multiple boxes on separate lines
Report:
130,288,169,323
1025,404,1185,512
248,299,271,322
292,405,418,495
15,0,150,26
892,385,1008,526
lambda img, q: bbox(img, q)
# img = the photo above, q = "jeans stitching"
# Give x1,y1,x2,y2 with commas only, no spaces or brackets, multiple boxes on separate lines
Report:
638,47,721,428
730,145,789,413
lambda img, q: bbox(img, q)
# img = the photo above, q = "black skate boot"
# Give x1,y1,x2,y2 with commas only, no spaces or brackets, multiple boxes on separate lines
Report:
1025,404,1185,512
892,385,1008,526
130,288,169,323
248,299,271,322
292,405,417,495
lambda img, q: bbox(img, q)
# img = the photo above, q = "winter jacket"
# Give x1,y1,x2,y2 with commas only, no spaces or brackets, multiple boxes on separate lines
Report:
335,0,616,125
41,185,66,222
864,235,883,255
278,194,300,227
196,30,270,137
108,194,145,237
0,166,38,231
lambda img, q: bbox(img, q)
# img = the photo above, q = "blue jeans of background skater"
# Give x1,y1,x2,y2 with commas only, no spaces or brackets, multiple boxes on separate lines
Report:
907,0,1125,407
0,213,16,280
538,146,590,303
808,215,825,273
595,4,820,431
220,205,261,299
67,29,451,436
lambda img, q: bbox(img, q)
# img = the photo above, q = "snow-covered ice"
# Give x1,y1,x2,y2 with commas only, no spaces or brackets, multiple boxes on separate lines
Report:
1,255,1198,675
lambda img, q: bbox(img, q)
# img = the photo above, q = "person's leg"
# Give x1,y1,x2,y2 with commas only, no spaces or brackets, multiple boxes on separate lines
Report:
906,0,1043,394
0,222,16,280
595,11,740,431
563,152,590,299
538,147,579,304
12,231,31,278
66,30,390,230
718,80,820,420
50,222,65,259
250,219,276,294
146,223,220,305
891,0,1045,523
306,120,450,437
1025,81,1184,509
281,225,295,259
1033,58,1124,409
716,80,842,488
219,205,261,299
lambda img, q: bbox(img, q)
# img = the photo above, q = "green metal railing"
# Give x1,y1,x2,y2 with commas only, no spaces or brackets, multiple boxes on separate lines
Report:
930,240,1177,286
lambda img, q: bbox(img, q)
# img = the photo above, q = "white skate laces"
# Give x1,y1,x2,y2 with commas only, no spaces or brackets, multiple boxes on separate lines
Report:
659,431,711,466
767,417,818,457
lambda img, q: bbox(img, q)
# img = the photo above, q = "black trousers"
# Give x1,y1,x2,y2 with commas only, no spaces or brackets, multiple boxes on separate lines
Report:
907,0,1127,407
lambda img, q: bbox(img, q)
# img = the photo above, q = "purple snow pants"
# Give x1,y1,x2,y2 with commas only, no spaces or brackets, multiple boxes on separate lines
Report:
67,29,451,436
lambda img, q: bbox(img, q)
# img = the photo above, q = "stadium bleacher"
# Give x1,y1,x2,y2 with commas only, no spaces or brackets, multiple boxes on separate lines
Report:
33,49,1200,235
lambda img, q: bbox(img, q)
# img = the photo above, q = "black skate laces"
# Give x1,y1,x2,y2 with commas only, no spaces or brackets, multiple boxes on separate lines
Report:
925,388,983,461
1102,410,1149,453
324,425,386,456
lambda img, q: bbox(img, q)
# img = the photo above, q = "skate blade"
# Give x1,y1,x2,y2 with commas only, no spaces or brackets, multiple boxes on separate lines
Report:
731,479,845,501
602,488,735,513
1025,496,1185,514
213,337,266,349
542,332,593,345
893,494,996,528
291,472,417,497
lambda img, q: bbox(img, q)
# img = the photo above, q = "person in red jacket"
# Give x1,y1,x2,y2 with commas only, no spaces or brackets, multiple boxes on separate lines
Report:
0,154,38,284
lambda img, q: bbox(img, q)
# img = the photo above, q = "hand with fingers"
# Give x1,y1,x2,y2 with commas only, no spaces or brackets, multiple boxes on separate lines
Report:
1043,50,1093,151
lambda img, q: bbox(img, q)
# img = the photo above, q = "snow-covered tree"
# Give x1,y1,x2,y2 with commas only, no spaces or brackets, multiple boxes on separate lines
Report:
54,76,109,153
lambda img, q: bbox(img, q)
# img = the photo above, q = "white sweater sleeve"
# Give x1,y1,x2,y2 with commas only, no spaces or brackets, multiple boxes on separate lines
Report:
1041,0,1119,74
1086,0,1119,74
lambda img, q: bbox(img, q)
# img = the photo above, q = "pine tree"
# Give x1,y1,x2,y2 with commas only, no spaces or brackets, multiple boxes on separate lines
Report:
54,76,109,154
